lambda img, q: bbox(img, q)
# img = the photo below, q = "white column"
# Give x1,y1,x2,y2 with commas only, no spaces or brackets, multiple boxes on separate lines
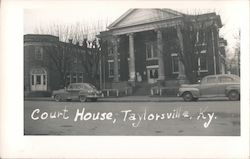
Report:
112,37,119,82
176,26,187,79
156,29,165,80
128,33,135,81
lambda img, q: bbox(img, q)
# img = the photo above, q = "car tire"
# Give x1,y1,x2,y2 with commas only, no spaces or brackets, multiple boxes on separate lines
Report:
91,98,97,102
54,95,62,102
182,92,194,102
228,91,240,101
79,95,87,102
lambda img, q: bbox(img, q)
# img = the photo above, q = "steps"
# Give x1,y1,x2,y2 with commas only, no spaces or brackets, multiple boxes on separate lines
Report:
133,80,181,96
133,82,153,96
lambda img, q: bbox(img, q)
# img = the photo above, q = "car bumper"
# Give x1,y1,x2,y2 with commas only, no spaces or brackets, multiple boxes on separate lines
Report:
86,94,103,98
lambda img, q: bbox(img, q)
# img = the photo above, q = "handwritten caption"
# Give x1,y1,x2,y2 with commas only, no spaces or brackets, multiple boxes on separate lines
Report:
30,106,217,128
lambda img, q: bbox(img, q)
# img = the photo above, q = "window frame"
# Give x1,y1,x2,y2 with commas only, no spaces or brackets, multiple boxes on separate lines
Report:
171,53,179,74
108,60,114,78
35,46,43,60
198,50,208,73
146,42,157,60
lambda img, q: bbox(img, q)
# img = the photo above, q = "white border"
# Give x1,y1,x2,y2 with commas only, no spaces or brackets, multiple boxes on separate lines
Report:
0,0,249,158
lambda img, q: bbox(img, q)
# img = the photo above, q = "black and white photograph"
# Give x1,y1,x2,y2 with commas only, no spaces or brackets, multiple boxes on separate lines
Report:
1,0,249,158
24,6,241,136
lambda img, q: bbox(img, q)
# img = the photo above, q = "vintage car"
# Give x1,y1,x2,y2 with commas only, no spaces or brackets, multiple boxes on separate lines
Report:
52,83,103,102
178,74,240,101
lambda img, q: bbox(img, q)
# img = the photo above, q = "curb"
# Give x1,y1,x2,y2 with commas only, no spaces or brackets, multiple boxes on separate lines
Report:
24,97,182,102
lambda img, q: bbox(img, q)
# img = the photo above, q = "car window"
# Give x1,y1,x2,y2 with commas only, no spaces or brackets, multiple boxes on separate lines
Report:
68,84,80,90
84,83,96,89
219,76,234,83
68,85,73,89
75,84,81,90
206,77,217,84
82,84,90,89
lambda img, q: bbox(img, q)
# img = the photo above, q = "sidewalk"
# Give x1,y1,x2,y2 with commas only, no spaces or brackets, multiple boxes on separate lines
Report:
24,96,229,102
24,96,181,102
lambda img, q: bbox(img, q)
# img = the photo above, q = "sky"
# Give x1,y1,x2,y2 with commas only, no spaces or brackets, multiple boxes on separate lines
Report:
23,1,247,58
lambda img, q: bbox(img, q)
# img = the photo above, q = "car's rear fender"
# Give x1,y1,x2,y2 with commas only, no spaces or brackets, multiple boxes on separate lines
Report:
225,85,240,96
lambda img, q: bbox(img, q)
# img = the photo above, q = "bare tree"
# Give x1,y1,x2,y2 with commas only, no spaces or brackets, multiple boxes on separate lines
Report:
34,21,108,86
226,30,240,76
176,12,219,83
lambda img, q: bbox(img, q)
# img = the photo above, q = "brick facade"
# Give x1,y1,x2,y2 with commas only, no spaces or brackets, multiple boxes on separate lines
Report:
24,34,88,96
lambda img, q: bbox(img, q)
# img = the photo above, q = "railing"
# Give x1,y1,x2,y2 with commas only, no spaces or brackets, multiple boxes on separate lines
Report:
151,86,178,96
102,87,132,97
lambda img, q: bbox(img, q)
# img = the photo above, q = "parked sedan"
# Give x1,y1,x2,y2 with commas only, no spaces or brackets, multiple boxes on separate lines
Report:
52,83,103,102
178,74,240,101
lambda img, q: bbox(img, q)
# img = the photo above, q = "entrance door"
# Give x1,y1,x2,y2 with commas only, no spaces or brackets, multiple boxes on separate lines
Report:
30,68,47,91
146,65,159,84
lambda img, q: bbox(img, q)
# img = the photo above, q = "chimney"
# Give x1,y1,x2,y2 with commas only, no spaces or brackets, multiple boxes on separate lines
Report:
68,39,73,43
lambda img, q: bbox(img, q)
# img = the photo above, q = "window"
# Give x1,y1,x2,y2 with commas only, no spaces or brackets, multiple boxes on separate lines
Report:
35,47,43,60
108,59,120,78
198,50,208,72
206,77,217,84
75,84,81,90
36,75,41,84
43,75,46,85
30,68,47,91
72,73,77,83
149,69,158,79
31,75,34,85
73,56,78,64
219,76,234,83
78,73,83,83
171,53,179,73
108,47,113,56
108,60,114,77
196,30,206,45
146,42,157,60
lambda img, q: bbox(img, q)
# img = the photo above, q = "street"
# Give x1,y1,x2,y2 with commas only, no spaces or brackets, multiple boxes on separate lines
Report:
24,100,240,136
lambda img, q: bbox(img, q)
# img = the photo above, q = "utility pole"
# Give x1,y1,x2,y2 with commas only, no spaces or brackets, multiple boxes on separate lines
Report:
211,28,217,75
99,54,102,90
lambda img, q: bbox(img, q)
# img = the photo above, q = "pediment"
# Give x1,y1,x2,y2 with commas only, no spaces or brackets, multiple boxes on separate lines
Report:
108,9,184,29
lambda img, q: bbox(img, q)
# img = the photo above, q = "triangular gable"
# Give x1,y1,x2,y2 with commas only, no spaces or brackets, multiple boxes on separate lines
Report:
108,9,184,29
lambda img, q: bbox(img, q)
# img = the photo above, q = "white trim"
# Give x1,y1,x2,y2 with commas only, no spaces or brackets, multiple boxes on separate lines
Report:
171,53,178,56
199,70,208,73
146,65,159,69
201,50,207,54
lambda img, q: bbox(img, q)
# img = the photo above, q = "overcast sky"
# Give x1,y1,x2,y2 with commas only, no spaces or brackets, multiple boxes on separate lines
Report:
23,1,247,57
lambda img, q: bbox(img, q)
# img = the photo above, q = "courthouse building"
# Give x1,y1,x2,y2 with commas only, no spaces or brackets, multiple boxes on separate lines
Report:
98,9,227,93
24,9,227,96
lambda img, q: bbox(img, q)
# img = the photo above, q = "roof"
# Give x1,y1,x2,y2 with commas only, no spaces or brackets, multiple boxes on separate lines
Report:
24,34,59,43
107,9,184,30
